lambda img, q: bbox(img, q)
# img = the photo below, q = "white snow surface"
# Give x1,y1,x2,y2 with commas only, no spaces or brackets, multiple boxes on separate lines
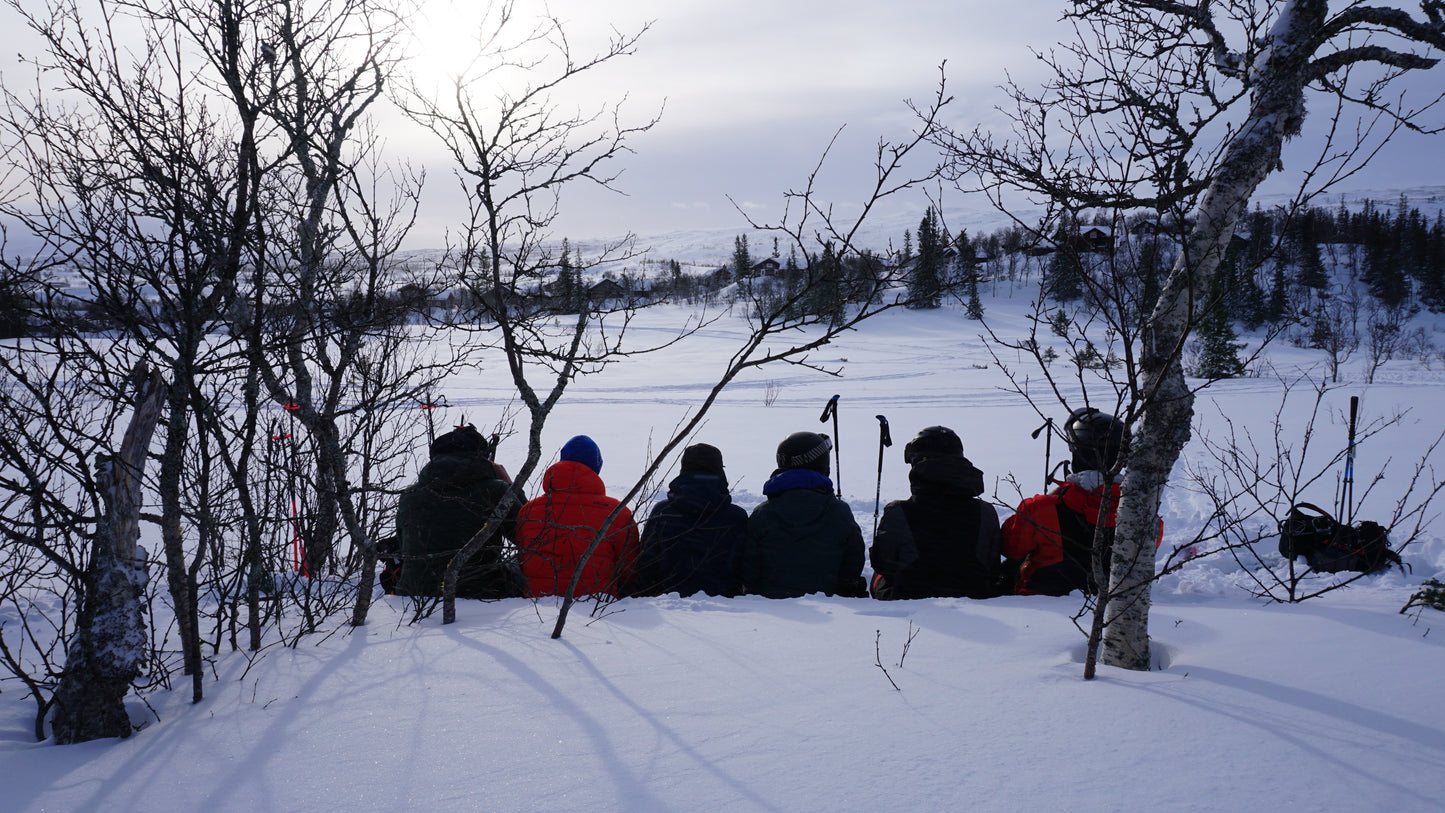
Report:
5,268,1445,812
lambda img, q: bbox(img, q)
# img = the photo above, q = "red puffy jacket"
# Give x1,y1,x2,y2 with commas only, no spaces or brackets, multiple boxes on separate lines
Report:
516,461,639,597
1000,476,1162,596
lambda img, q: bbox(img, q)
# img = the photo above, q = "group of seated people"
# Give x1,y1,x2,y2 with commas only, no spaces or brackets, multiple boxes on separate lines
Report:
390,408,1146,602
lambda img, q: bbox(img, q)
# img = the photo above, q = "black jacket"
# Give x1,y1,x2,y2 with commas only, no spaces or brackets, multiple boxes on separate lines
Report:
395,454,522,598
633,472,748,597
741,469,866,598
870,455,1000,599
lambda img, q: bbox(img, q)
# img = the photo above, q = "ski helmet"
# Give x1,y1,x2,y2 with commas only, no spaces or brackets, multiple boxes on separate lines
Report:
776,431,832,475
1063,408,1127,472
903,425,963,465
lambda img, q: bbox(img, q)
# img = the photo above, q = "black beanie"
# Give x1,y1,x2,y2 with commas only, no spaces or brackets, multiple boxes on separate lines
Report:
776,431,832,475
430,425,490,459
680,443,726,477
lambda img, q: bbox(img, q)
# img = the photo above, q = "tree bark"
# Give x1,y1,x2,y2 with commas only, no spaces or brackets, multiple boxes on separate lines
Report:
1102,1,1319,670
51,365,166,744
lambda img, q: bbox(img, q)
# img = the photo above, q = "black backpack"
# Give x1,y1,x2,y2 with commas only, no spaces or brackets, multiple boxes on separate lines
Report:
1277,503,1404,575
376,534,402,594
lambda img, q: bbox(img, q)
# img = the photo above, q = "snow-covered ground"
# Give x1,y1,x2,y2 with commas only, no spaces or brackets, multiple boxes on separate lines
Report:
4,261,1445,812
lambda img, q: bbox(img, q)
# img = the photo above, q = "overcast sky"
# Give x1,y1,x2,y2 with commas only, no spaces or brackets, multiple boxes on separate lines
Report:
399,0,1445,246
391,0,1071,246
4,0,1444,250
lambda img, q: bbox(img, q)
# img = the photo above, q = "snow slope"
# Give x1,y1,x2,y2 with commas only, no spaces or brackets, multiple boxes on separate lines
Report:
5,253,1445,812
3,591,1442,812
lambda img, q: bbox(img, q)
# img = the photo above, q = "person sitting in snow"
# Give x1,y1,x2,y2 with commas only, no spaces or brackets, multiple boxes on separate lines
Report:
869,426,1000,600
632,443,748,597
1000,408,1160,596
394,424,526,599
516,435,640,598
740,431,866,598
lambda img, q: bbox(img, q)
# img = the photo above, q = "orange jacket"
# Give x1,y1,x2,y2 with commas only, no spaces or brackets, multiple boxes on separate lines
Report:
1000,478,1161,596
516,461,639,597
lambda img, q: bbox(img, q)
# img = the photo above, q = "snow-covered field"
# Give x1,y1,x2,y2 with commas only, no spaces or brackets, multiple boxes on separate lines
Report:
4,272,1445,812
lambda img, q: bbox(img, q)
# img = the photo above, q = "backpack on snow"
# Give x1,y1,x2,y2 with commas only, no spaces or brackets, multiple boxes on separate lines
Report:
1277,502,1404,575
376,534,402,594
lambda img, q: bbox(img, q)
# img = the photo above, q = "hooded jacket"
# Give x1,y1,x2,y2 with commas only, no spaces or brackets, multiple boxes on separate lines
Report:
516,460,639,597
870,455,1000,600
741,468,866,598
1000,470,1162,596
634,471,748,597
395,454,521,599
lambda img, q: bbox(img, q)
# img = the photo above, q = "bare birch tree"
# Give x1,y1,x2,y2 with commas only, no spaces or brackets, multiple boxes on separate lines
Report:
1,0,434,727
935,0,1445,673
49,365,166,744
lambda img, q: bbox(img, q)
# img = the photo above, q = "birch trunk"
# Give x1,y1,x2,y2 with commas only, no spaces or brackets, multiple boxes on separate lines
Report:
51,366,167,743
1102,1,1319,669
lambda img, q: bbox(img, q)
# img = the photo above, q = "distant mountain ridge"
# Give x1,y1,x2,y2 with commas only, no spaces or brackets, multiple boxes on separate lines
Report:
399,184,1445,274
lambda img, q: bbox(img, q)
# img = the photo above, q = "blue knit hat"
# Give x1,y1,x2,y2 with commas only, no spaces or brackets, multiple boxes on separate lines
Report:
560,435,603,474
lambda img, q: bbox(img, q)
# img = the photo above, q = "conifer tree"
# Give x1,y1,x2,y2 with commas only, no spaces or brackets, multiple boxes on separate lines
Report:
1292,209,1329,291
966,276,984,320
1245,206,1274,269
0,268,32,340
1193,278,1246,379
1422,213,1445,312
908,208,942,308
733,234,752,279
1266,264,1290,323
554,239,586,314
1045,221,1084,303
954,229,983,318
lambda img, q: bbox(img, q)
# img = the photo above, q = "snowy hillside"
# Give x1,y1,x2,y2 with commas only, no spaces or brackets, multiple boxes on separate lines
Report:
5,228,1445,812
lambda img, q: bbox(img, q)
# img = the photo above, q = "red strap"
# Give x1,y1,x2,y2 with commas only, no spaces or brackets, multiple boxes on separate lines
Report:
1290,502,1337,523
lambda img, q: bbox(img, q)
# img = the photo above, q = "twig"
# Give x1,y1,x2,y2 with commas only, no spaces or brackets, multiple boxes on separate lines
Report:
897,620,920,668
875,630,900,691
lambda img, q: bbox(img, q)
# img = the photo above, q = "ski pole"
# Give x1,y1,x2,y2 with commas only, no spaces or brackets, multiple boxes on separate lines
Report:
1342,395,1358,524
281,404,307,577
872,415,892,538
420,399,438,446
820,394,841,497
1031,417,1053,489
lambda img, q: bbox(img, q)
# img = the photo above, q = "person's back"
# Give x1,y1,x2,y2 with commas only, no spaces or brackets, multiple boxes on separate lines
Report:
395,425,522,599
1002,469,1117,596
741,431,865,598
516,435,639,597
1000,408,1158,596
870,426,1000,600
635,444,747,597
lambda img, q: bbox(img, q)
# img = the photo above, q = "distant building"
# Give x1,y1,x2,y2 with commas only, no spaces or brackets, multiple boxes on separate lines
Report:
1076,226,1115,253
588,278,626,303
750,258,781,278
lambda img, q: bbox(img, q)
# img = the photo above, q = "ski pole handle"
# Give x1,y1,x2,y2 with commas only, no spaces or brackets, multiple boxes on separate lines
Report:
820,394,839,423
1033,418,1053,489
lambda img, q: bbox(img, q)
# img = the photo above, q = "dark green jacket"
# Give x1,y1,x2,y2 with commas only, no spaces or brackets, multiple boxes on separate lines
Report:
395,454,522,598
741,468,866,598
